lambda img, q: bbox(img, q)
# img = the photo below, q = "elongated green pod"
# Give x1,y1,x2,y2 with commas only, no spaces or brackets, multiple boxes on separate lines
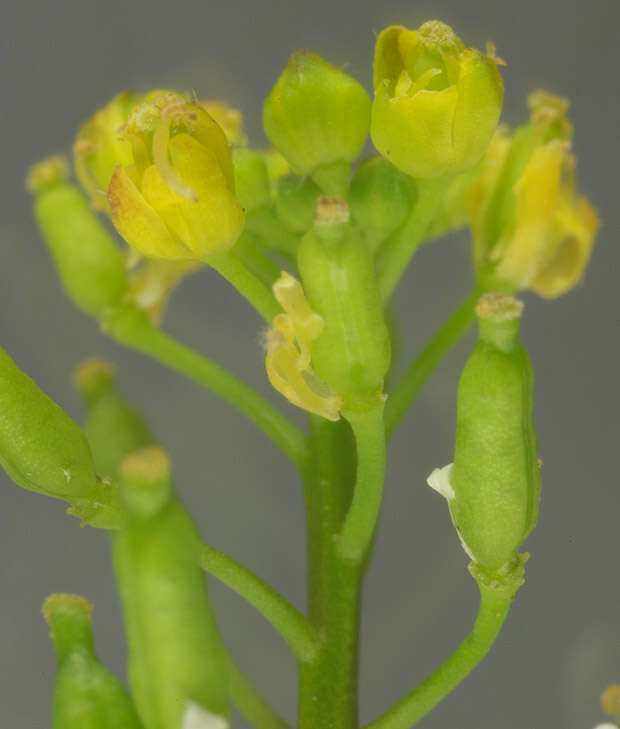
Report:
113,447,229,729
297,197,390,407
27,156,129,318
432,293,541,571
74,359,153,483
43,593,144,729
0,345,97,502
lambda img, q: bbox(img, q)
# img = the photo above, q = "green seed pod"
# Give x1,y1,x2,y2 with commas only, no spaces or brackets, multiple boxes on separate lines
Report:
274,175,321,234
0,345,97,503
232,147,272,212
27,156,129,318
113,447,229,729
349,157,414,253
263,50,371,194
297,197,391,406
73,359,153,484
430,293,541,571
43,593,144,729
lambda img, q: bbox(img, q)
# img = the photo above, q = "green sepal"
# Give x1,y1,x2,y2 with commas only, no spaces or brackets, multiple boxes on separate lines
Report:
43,594,144,729
30,166,129,318
232,147,272,212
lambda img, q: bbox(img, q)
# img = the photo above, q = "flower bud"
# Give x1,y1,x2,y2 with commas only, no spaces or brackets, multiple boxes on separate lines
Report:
428,293,541,571
263,51,371,194
108,91,244,261
73,90,141,211
113,446,229,729
232,147,272,211
43,593,143,729
371,21,503,179
349,156,414,252
28,156,129,318
73,359,153,484
297,198,391,406
469,93,599,298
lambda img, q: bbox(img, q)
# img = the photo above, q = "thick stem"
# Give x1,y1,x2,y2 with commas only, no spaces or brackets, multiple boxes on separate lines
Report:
385,287,482,438
207,250,281,322
377,178,449,303
298,417,360,729
298,402,386,729
363,558,527,729
103,305,307,468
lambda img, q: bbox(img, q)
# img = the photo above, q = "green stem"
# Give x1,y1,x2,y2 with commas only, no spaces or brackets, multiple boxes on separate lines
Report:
363,558,526,729
103,305,307,468
298,402,386,729
206,250,281,322
200,543,318,662
298,417,361,729
337,401,387,562
227,656,292,729
377,178,449,303
385,286,482,438
234,231,282,288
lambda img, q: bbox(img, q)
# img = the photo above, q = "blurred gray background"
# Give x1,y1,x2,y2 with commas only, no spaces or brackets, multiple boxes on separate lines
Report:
1,0,619,727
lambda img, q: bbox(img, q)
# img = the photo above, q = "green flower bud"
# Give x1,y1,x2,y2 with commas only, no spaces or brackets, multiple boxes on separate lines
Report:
263,51,371,194
232,147,272,211
73,359,153,484
113,447,229,729
297,197,391,406
349,157,414,252
274,175,321,234
27,156,129,318
428,293,541,571
43,594,144,729
371,21,503,179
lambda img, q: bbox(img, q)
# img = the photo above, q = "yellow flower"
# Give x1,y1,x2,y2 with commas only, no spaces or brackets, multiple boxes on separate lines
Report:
469,93,599,298
265,272,341,421
73,91,141,211
370,20,503,179
108,91,244,261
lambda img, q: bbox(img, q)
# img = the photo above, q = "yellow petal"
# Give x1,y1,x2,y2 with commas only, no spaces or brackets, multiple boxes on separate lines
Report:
531,195,599,298
108,166,188,260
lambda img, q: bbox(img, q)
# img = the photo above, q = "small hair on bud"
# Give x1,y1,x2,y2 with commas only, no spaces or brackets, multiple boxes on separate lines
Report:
602,685,620,717
42,593,93,626
476,292,524,322
181,701,229,729
315,196,350,225
120,445,171,484
26,155,69,194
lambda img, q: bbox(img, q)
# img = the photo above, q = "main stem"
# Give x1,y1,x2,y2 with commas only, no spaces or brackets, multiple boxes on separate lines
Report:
299,403,386,729
299,417,360,729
